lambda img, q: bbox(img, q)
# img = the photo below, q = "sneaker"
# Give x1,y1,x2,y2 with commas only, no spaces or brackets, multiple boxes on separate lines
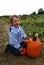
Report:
4,42,9,53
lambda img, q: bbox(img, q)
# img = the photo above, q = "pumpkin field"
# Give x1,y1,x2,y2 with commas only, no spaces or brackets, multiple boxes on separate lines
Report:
0,14,44,65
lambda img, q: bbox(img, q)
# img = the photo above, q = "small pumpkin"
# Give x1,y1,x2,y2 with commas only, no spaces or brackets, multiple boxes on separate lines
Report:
26,39,41,58
20,48,26,56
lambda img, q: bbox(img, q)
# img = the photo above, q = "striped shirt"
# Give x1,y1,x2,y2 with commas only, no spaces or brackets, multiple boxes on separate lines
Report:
9,25,27,49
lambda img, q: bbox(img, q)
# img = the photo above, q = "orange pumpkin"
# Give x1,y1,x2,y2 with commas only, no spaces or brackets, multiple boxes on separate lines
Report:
26,39,41,58
23,39,32,55
20,48,26,56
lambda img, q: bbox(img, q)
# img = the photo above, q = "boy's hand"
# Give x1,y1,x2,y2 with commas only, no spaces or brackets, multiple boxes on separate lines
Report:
19,46,23,52
23,37,28,40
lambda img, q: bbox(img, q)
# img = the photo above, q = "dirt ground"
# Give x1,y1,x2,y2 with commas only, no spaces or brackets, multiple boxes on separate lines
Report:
0,19,44,65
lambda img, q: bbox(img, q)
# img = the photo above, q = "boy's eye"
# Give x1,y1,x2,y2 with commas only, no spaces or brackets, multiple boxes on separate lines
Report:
14,21,17,22
14,20,19,22
17,20,19,21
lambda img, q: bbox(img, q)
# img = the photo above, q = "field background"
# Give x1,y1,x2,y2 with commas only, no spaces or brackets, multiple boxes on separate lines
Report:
0,14,44,65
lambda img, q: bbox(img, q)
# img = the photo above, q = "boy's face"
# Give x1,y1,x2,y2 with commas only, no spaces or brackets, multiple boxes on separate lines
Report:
12,17,20,28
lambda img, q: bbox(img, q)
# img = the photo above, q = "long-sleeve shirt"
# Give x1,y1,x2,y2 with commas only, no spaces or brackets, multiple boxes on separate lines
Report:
9,25,27,49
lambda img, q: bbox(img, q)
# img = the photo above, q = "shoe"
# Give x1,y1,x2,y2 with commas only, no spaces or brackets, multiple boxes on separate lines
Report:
4,42,9,53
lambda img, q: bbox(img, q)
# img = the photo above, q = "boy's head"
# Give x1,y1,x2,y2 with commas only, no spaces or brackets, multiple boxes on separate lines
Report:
10,15,20,28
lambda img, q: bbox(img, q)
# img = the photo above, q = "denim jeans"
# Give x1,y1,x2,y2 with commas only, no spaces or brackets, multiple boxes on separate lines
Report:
7,41,27,56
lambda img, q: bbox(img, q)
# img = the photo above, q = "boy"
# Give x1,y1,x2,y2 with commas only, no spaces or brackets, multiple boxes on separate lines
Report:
4,15,27,56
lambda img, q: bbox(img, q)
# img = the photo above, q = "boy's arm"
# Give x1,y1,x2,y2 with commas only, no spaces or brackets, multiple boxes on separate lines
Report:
9,32,21,49
21,27,28,39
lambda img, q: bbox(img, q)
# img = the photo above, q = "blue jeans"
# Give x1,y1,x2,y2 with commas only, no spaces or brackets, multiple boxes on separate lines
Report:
7,41,27,56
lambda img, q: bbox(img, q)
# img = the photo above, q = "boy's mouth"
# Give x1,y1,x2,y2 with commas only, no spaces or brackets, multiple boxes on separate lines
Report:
15,24,19,28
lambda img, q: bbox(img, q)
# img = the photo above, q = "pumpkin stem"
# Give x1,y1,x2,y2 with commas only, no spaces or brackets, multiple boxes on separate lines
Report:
32,33,38,41
32,36,37,41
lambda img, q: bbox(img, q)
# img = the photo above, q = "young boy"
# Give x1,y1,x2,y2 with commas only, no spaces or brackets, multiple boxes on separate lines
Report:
4,15,27,56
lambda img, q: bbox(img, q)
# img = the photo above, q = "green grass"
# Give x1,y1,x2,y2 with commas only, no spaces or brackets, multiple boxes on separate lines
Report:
2,15,44,42
20,16,44,34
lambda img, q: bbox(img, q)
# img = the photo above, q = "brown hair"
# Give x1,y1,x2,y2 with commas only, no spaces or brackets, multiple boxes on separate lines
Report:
10,15,19,23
